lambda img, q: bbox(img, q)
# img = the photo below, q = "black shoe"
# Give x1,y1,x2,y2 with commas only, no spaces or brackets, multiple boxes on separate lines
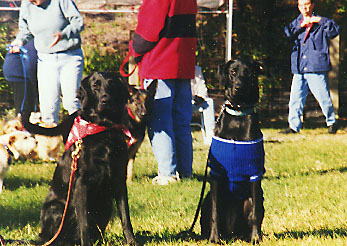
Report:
328,123,338,134
279,128,297,134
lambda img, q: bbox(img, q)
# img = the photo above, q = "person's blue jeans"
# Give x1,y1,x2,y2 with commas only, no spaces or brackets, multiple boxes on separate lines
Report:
144,79,193,178
37,48,83,123
288,73,336,132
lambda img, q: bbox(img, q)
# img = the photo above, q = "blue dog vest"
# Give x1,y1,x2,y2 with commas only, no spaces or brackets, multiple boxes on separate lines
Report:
208,136,265,197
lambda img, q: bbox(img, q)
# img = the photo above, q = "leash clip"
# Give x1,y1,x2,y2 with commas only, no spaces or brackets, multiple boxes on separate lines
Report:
71,140,82,169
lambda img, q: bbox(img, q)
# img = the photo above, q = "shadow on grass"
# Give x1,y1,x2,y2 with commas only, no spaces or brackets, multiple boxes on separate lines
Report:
130,227,347,244
3,231,203,246
106,230,204,245
264,166,347,181
136,230,203,245
274,227,347,239
4,175,51,191
0,205,41,228
260,116,347,131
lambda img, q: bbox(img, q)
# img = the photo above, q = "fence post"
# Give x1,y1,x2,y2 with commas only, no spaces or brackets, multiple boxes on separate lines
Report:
329,35,339,117
128,30,139,86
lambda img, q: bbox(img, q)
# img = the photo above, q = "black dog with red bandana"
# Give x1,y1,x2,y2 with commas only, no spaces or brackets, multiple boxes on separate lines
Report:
22,72,137,246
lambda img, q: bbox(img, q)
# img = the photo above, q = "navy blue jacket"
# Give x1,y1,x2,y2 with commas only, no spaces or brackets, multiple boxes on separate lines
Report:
3,39,38,85
284,14,339,74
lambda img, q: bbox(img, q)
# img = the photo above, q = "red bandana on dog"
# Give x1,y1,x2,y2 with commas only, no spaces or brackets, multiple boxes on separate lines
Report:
65,116,134,151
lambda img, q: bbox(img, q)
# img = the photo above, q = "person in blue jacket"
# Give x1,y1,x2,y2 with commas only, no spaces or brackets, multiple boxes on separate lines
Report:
3,39,39,116
281,0,339,134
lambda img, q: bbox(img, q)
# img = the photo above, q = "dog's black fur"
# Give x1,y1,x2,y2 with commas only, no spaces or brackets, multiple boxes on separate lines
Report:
124,80,157,181
200,59,264,244
22,72,137,246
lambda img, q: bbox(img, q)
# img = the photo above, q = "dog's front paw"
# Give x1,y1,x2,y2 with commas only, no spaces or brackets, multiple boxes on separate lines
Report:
209,234,221,244
250,229,262,244
127,239,139,246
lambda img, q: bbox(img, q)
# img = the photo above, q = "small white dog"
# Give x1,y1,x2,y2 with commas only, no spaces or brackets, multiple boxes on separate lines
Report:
0,131,37,193
1,117,23,134
0,131,38,159
2,117,61,162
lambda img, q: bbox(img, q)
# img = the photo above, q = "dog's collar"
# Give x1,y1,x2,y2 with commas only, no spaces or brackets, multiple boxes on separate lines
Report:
224,106,257,116
223,100,257,116
127,105,136,121
3,144,14,157
65,116,135,150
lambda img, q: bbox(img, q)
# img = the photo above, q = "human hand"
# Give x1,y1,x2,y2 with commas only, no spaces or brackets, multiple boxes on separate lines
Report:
134,55,143,64
9,39,23,53
301,17,311,27
193,95,205,106
310,16,321,23
49,32,62,48
301,16,321,27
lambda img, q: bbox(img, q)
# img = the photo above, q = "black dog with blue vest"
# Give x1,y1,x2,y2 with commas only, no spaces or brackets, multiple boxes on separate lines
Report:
200,59,265,244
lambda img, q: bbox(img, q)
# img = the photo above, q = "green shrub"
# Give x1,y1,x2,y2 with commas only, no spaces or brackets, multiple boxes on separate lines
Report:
82,46,123,75
0,23,14,113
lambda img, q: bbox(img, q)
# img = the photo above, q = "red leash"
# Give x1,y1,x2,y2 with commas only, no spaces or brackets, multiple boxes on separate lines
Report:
0,116,135,246
120,43,145,88
120,51,137,78
42,140,81,246
44,116,134,246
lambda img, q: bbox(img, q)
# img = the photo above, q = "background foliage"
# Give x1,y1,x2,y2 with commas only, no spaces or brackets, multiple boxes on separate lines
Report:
0,0,346,116
187,0,346,119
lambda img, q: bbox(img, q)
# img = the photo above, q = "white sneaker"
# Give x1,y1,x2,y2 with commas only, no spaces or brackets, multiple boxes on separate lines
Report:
152,175,180,185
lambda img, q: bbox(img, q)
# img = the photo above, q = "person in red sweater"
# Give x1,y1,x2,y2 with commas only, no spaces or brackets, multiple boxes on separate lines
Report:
131,0,197,185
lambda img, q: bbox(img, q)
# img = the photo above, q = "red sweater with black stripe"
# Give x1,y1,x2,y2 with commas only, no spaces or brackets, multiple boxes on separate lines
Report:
131,0,197,80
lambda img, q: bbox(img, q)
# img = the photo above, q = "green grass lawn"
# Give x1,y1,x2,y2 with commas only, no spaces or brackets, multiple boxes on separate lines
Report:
0,128,347,245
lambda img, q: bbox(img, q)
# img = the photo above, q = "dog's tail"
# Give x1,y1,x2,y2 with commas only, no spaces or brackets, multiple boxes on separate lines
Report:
21,111,78,144
189,159,209,232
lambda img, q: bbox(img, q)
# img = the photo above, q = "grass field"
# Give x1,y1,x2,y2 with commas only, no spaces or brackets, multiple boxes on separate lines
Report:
0,126,347,245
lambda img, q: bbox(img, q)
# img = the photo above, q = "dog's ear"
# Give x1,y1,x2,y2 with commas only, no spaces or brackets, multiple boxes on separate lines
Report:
115,77,131,108
222,60,237,89
146,79,158,97
77,75,92,105
8,136,16,146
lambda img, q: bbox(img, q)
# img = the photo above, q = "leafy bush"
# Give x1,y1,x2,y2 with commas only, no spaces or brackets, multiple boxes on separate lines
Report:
0,23,14,113
82,46,123,75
